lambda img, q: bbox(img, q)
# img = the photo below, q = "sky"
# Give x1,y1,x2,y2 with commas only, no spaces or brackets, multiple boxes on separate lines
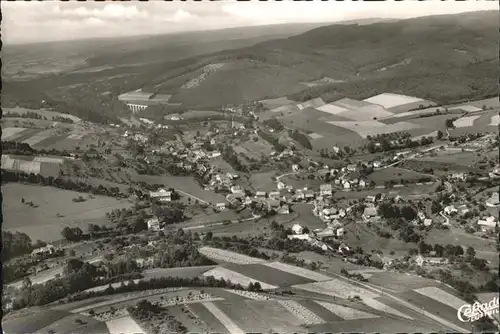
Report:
2,0,498,44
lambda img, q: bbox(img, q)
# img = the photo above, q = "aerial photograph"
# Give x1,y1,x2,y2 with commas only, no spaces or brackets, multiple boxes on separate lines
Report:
1,1,499,333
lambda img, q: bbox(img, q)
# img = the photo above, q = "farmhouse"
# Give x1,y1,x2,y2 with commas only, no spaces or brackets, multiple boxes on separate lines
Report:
31,244,57,257
320,184,333,196
415,255,449,267
444,205,458,215
486,192,499,207
150,188,172,202
346,164,357,172
215,203,227,211
147,218,160,231
362,207,378,222
477,216,497,231
292,224,304,235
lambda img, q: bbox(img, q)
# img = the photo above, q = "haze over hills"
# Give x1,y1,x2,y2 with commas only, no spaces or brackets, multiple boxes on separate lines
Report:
2,11,497,122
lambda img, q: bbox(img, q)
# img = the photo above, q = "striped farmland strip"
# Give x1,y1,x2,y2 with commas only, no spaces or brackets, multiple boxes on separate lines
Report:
315,301,379,320
261,262,332,282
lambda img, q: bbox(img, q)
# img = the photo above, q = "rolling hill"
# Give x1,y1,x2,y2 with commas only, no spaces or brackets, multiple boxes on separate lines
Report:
153,10,498,108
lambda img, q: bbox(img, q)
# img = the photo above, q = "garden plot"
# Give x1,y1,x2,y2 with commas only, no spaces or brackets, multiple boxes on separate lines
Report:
105,316,144,334
262,262,332,282
363,93,424,109
202,301,246,334
292,278,379,300
326,120,420,138
202,267,277,290
226,263,314,286
2,127,27,140
363,298,413,319
22,129,55,146
315,301,379,320
489,114,499,126
453,115,480,128
276,299,325,325
413,287,466,310
198,246,266,265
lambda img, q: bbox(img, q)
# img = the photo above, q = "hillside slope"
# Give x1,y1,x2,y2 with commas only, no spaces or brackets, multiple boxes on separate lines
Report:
156,10,498,107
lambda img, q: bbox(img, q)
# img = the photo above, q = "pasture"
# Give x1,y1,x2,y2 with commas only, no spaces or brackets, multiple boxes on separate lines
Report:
187,302,229,334
249,171,277,192
326,120,420,138
198,247,266,265
333,105,395,121
213,300,270,333
453,115,480,128
3,183,133,242
141,266,216,280
202,267,277,290
315,301,379,320
133,174,226,204
363,93,425,109
292,278,379,300
105,316,144,334
367,167,432,185
365,272,441,293
262,261,332,282
246,300,305,332
224,263,314,286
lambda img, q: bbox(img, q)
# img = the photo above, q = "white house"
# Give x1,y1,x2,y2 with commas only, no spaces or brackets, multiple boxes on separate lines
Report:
362,207,378,221
423,218,433,226
320,184,333,196
336,227,345,237
277,181,286,190
269,191,281,199
358,179,367,188
417,212,426,222
320,208,337,222
31,244,57,257
365,195,376,203
477,216,497,231
415,255,449,267
288,234,311,241
292,164,300,172
450,172,467,181
332,146,340,154
304,190,315,200
207,151,222,158
215,203,227,211
255,191,267,198
278,204,290,215
373,161,383,168
444,205,458,215
343,181,351,189
346,164,357,172
147,218,161,231
292,224,304,235
230,185,244,194
150,188,172,202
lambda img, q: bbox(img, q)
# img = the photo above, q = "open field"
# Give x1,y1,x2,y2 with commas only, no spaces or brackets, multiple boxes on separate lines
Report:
198,247,266,265
260,97,296,109
2,127,27,140
326,120,420,138
453,115,480,128
315,301,379,320
396,290,465,329
309,317,443,333
368,167,432,184
262,261,332,282
363,298,413,319
187,302,229,334
3,183,133,241
296,97,326,110
413,287,466,310
2,309,73,334
213,299,270,333
224,263,314,286
276,299,325,325
134,174,226,204
296,299,344,322
292,278,379,300
246,299,305,332
249,171,278,192
365,272,441,293
3,107,82,123
202,301,245,334
489,114,499,126
105,316,144,334
203,267,278,290
363,93,425,109
142,266,216,280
